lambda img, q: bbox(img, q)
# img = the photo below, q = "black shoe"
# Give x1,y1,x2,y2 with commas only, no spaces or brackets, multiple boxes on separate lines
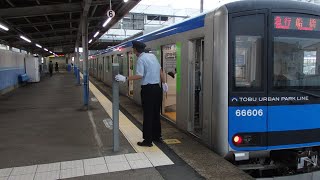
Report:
137,141,153,147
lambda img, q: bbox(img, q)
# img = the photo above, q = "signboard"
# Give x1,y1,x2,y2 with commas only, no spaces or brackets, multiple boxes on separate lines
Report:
107,10,115,18
162,44,176,74
274,15,319,31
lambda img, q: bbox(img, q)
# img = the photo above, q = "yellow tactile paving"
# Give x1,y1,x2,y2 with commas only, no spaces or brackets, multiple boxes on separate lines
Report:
81,73,165,153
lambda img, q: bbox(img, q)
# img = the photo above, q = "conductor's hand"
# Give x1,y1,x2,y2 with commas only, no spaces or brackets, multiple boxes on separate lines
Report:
162,83,168,92
115,74,127,82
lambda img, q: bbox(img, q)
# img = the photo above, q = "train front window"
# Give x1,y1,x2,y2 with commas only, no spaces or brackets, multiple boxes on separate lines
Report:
273,37,320,89
231,13,265,91
273,13,320,90
235,36,262,89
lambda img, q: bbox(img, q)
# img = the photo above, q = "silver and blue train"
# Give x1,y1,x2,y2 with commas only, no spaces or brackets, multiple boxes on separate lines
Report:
85,0,320,174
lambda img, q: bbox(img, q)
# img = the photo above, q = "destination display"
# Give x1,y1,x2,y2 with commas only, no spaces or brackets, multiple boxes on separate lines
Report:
274,15,319,31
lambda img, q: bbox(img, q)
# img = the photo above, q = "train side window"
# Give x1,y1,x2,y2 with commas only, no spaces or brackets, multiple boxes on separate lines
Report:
231,14,265,91
118,54,124,74
105,56,109,72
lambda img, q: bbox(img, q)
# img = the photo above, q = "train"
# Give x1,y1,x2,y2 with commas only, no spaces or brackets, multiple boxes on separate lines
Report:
83,0,320,175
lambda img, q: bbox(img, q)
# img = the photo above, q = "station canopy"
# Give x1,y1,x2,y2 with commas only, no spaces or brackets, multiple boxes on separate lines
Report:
0,0,141,56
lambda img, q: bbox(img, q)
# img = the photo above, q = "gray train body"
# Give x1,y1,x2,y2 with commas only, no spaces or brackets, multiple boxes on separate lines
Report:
87,0,320,173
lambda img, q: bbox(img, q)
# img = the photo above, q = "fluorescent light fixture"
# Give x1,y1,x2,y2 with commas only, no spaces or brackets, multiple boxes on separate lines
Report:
89,39,92,43
0,23,9,31
49,51,53,53
124,0,128,2
44,48,48,51
94,31,99,38
35,44,42,48
102,18,112,27
20,35,31,43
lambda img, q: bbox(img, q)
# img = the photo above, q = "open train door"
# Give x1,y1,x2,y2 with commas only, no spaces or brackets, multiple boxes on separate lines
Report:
189,38,204,137
128,51,134,98
161,44,177,123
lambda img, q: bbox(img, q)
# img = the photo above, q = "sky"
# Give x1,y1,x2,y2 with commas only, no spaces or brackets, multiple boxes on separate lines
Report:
138,0,221,10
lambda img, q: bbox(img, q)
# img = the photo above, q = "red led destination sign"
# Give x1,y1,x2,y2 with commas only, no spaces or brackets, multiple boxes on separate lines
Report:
274,16,319,31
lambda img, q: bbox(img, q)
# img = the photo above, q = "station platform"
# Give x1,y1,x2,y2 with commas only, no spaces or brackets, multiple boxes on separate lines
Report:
0,72,252,180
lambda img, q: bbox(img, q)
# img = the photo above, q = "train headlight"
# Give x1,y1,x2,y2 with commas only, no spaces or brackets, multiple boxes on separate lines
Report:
233,135,243,145
232,133,266,147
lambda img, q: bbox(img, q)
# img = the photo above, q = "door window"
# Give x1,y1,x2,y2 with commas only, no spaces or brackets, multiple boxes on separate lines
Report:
231,14,266,92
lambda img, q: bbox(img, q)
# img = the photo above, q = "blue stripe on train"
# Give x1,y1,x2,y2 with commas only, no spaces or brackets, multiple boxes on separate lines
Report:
268,104,320,131
0,68,25,91
229,104,320,151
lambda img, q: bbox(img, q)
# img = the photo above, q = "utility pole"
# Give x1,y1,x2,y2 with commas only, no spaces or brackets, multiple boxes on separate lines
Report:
82,15,89,107
200,0,204,13
112,63,120,152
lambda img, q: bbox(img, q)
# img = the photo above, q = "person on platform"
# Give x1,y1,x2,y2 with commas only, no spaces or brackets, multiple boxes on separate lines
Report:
55,62,59,72
115,41,168,147
49,61,53,77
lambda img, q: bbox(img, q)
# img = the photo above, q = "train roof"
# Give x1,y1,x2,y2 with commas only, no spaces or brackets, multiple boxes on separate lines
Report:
97,0,320,55
98,13,207,55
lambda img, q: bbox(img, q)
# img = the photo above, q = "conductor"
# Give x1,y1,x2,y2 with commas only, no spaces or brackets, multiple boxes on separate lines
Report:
115,41,168,147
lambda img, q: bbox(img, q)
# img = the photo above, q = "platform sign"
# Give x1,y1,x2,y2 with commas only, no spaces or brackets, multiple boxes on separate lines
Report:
107,10,115,18
163,139,181,145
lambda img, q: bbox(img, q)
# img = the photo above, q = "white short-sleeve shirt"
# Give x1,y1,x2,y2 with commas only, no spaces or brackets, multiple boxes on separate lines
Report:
135,52,161,85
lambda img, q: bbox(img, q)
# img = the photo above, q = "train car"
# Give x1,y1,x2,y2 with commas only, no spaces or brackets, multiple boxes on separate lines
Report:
89,0,320,175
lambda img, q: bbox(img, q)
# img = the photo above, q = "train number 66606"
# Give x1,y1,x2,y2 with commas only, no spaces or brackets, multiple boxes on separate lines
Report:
235,109,263,117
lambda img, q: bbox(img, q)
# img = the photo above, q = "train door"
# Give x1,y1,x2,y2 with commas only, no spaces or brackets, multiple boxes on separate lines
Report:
189,38,204,136
228,12,268,150
161,44,177,122
100,58,103,80
118,54,124,75
128,51,134,98
94,58,96,78
96,58,99,79
102,57,105,81
103,56,107,82
98,58,101,80
89,59,91,75
92,59,94,76
91,59,93,76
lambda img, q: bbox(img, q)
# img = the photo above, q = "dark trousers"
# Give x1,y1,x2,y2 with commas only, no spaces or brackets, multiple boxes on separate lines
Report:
141,84,162,143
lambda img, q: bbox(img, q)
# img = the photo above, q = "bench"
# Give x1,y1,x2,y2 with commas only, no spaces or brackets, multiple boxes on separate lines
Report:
18,74,29,83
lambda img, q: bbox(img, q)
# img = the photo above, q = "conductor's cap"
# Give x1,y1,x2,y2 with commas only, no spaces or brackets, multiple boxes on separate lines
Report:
132,40,146,49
